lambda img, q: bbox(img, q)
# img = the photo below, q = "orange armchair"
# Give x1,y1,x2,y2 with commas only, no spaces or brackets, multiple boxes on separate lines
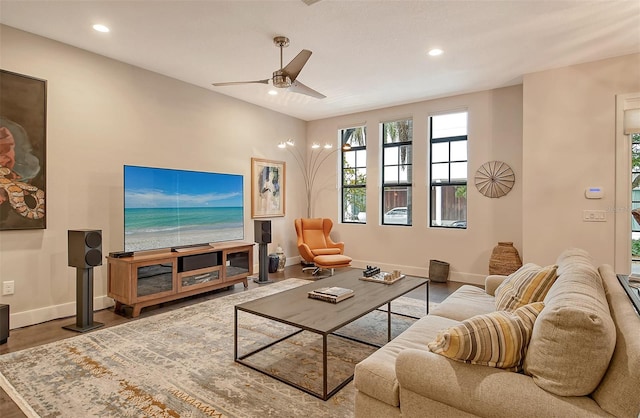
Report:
294,218,351,275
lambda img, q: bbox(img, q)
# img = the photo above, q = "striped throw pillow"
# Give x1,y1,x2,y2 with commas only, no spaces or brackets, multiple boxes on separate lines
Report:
495,263,558,311
428,302,545,371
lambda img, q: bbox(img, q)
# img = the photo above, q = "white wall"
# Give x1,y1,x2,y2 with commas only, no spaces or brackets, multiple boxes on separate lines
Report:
522,53,640,267
0,26,308,328
307,86,524,283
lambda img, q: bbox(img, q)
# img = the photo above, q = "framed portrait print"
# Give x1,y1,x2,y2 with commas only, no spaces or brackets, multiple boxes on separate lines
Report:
251,158,285,218
0,70,47,230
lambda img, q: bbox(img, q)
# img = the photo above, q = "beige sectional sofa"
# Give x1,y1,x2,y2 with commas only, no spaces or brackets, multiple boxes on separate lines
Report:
353,249,640,417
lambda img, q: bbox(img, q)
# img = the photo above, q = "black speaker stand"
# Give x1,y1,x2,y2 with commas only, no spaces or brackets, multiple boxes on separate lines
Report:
253,242,273,284
63,267,104,332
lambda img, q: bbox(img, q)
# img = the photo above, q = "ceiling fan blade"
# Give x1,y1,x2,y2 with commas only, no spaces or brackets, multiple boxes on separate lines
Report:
301,0,323,4
212,79,269,87
282,49,312,82
288,80,326,99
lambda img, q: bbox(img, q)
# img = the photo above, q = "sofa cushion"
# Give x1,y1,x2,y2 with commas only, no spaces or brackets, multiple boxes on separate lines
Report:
429,285,496,322
485,274,508,296
523,251,615,396
495,263,558,311
555,247,594,273
354,314,460,407
427,302,544,371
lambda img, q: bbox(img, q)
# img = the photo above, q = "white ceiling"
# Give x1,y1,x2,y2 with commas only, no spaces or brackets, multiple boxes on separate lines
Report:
1,0,639,121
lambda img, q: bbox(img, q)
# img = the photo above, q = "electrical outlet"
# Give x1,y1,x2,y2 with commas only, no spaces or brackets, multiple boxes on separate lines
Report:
2,281,15,295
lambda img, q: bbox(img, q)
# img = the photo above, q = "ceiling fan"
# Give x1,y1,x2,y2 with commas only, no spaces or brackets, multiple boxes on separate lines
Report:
212,36,326,99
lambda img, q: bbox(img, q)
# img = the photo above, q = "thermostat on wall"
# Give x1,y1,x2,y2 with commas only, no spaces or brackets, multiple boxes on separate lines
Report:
585,187,604,199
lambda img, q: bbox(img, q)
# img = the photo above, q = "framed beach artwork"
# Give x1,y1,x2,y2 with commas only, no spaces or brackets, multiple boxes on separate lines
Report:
251,158,285,218
0,70,47,230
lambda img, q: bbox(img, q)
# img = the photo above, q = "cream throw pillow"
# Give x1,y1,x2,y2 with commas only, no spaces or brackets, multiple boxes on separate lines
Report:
495,263,558,311
523,253,616,396
428,302,544,372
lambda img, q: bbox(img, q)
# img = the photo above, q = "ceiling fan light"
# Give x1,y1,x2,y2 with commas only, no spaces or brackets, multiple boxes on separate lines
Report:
278,142,286,148
311,143,320,149
428,48,443,56
268,89,278,96
286,139,295,146
324,143,333,149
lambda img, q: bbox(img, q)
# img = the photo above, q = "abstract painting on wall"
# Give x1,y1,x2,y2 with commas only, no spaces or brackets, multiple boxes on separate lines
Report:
0,70,47,230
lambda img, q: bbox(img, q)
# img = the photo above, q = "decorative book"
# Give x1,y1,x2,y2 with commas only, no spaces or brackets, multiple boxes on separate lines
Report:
308,286,354,303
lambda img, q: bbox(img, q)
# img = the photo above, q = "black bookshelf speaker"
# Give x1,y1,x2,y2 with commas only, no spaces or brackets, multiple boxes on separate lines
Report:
0,304,8,345
254,220,272,244
68,229,103,268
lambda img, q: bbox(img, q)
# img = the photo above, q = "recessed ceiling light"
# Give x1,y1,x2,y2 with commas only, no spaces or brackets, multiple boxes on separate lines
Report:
93,24,110,33
268,89,278,96
428,48,443,56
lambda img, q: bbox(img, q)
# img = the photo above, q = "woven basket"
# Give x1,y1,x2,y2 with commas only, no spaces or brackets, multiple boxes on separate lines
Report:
429,259,450,283
489,242,522,275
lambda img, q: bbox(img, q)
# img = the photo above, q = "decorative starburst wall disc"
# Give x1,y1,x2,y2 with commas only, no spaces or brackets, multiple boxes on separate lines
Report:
474,161,515,198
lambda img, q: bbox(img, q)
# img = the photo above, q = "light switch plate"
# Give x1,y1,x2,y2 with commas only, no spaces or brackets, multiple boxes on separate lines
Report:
583,210,606,222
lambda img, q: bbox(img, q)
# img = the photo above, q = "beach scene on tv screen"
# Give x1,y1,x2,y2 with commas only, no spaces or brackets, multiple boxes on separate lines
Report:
124,166,244,252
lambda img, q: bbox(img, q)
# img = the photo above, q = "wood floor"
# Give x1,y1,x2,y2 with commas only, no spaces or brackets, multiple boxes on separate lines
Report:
0,265,466,418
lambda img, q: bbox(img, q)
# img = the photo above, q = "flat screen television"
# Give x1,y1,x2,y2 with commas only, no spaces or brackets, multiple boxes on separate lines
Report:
123,165,244,252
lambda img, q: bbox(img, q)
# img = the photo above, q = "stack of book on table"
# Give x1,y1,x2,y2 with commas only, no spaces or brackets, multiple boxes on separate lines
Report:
308,286,354,303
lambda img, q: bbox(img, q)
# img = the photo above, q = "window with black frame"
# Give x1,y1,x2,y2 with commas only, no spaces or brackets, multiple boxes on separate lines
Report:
382,119,413,226
341,126,366,223
429,111,468,228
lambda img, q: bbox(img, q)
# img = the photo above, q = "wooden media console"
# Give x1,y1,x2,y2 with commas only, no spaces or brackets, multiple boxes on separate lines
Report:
107,241,254,317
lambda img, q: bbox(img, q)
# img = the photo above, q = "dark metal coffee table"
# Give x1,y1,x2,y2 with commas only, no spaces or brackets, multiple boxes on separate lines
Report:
234,273,429,400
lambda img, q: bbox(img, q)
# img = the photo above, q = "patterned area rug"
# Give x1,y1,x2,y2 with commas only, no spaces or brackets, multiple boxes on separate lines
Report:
0,279,431,417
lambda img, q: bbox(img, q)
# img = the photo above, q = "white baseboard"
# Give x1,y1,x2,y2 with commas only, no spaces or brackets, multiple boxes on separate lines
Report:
350,259,485,286
9,296,114,330
448,272,486,286
284,256,486,286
